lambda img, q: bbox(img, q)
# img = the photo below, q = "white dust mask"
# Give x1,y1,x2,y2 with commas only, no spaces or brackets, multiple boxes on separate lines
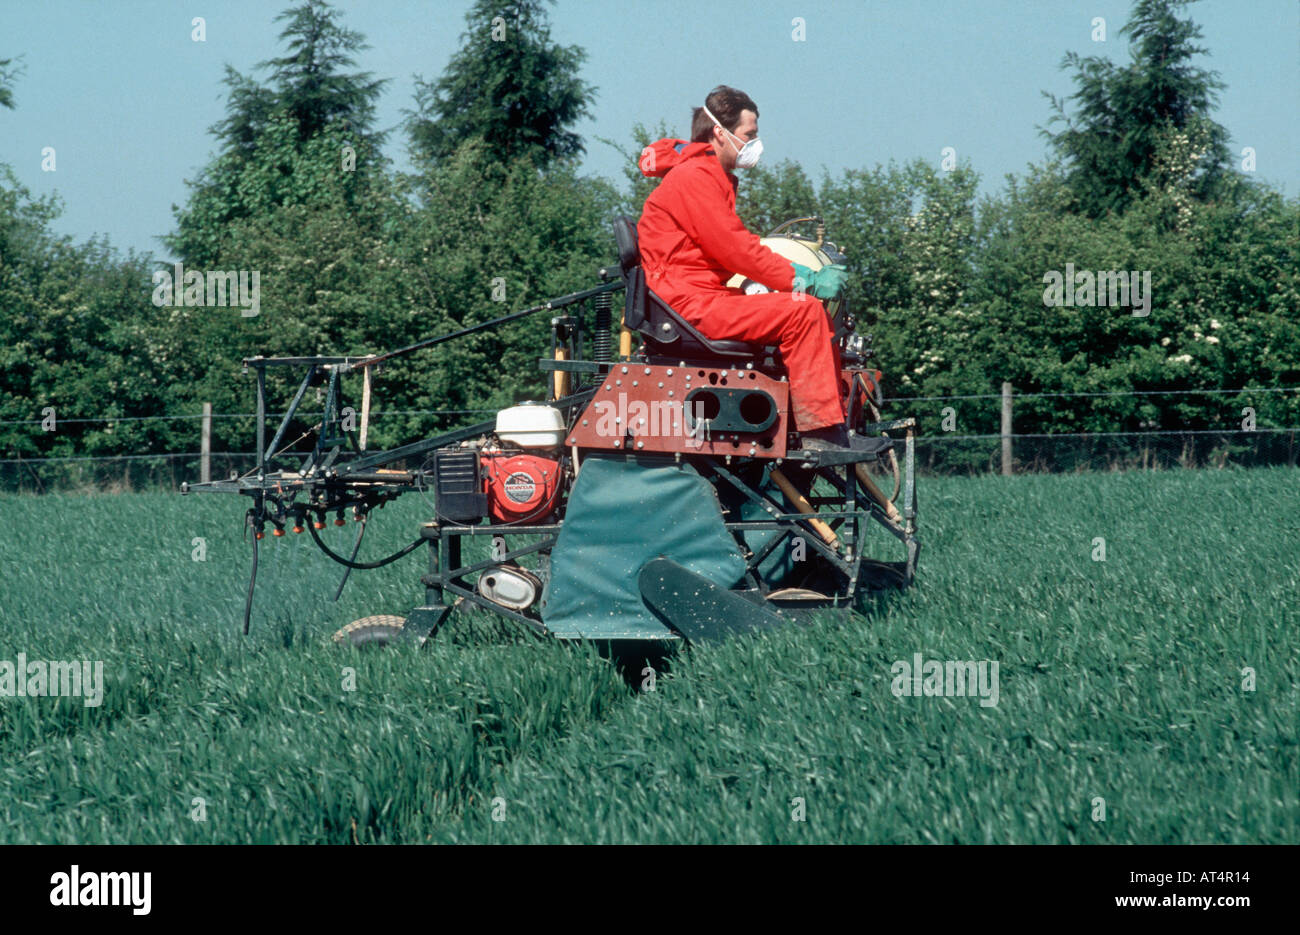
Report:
702,103,763,169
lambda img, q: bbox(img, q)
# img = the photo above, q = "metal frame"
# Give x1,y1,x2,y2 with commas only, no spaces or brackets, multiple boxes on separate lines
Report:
182,230,920,643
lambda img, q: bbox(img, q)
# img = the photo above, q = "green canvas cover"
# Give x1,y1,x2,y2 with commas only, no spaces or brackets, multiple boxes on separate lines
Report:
540,454,746,639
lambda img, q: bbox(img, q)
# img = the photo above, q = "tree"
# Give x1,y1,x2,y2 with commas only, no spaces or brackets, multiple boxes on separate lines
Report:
258,0,386,144
0,56,22,110
384,140,620,433
598,120,672,219
407,0,594,171
165,0,387,264
1041,0,1233,217
733,159,820,238
0,167,170,466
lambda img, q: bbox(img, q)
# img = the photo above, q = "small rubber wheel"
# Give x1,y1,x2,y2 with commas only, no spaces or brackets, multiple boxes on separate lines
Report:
332,614,408,647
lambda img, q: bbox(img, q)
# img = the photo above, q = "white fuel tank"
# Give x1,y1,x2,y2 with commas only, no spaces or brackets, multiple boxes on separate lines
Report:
495,402,565,449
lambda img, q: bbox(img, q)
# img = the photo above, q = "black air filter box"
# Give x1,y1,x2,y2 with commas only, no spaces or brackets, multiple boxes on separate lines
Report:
434,449,487,522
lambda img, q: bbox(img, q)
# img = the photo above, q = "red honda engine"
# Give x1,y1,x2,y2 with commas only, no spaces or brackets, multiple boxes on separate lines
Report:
481,452,561,524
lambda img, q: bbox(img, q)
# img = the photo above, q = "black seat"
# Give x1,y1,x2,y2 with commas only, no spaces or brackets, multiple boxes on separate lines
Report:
613,216,779,365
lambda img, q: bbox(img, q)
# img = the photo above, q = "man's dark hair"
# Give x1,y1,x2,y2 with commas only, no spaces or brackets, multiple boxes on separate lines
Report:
691,85,758,143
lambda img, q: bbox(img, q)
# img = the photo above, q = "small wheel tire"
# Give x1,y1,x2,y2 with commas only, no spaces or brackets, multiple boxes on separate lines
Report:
332,614,408,648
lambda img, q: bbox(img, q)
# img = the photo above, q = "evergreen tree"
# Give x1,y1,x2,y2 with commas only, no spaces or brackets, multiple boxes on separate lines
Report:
165,0,387,263
407,0,594,170
1041,0,1233,217
258,0,386,144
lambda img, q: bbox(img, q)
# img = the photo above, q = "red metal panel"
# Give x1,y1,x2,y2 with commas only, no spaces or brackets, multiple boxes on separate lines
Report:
568,363,789,459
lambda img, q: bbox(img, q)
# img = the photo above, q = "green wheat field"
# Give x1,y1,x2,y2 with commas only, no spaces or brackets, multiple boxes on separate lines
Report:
1,467,1296,843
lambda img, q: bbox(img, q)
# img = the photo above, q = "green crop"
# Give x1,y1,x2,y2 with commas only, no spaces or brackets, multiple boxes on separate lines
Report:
0,468,1295,843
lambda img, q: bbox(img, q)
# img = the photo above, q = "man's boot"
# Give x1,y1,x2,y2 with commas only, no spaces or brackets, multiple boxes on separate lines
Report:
799,423,851,452
799,423,893,468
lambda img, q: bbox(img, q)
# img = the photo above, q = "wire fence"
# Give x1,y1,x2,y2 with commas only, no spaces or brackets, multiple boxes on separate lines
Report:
894,384,1298,473
0,409,498,426
6,385,1293,428
910,428,1299,475
3,386,1297,491
882,386,1298,402
0,452,258,494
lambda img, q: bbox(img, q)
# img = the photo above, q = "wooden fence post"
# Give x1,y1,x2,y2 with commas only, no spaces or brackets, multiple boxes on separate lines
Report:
1001,382,1013,476
201,402,212,483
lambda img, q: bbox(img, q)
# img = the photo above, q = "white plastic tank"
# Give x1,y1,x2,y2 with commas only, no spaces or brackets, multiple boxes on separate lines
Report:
495,402,566,449
728,233,845,322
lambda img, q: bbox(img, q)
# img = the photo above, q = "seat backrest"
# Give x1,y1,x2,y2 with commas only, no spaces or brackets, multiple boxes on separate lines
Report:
612,216,652,333
613,215,640,275
623,266,649,332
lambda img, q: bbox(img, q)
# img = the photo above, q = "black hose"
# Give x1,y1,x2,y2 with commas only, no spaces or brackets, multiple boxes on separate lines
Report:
306,518,423,569
243,522,259,635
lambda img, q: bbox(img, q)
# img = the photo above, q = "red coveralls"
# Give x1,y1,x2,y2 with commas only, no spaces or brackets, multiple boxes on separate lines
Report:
637,138,845,431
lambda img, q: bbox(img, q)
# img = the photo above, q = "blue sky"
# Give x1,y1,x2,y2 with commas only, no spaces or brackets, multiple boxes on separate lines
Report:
1,0,1295,261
